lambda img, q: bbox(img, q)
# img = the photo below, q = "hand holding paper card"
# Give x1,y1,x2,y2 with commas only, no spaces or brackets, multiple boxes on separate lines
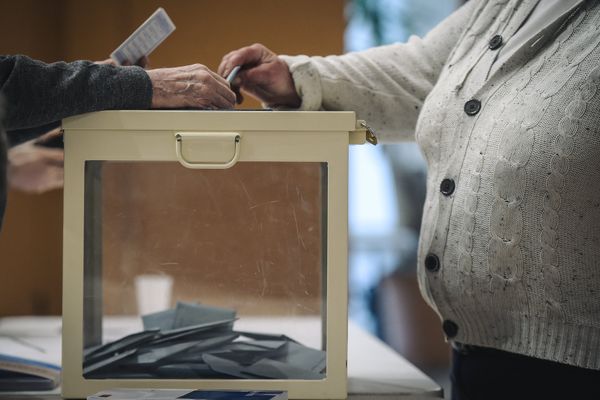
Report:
110,7,175,66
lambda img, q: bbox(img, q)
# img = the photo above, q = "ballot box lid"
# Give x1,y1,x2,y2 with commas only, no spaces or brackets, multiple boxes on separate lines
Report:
63,110,357,132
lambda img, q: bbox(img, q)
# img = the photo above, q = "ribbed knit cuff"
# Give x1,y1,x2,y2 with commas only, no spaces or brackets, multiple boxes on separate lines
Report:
279,55,323,111
112,65,153,110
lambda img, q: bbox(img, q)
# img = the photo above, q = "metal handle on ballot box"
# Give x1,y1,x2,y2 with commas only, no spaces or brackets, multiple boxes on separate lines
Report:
175,132,241,169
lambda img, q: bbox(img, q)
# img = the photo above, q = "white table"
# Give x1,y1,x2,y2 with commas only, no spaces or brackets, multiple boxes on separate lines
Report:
0,317,441,399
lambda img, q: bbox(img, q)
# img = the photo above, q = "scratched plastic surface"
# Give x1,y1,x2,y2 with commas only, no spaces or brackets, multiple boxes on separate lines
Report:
82,161,327,379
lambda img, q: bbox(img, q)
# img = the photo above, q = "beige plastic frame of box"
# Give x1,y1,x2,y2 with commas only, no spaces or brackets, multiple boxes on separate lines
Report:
61,110,374,399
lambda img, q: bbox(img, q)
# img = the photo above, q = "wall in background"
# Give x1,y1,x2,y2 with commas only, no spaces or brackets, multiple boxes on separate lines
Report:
0,0,345,315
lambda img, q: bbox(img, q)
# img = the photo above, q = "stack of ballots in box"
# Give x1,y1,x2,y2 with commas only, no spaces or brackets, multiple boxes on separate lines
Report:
83,302,326,380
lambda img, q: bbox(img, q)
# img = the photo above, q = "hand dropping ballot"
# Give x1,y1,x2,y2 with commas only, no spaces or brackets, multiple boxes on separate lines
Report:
111,8,175,65
88,389,288,400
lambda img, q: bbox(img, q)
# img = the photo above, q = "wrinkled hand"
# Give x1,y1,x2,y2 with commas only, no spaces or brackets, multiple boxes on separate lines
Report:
96,56,149,68
96,58,117,66
147,64,236,109
8,130,64,194
218,43,301,108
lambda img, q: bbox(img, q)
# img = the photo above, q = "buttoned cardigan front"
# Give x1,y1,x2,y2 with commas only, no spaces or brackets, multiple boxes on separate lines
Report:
282,0,600,369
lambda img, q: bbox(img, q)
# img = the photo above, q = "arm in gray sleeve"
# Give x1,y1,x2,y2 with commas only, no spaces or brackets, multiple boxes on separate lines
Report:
0,55,153,132
280,0,479,142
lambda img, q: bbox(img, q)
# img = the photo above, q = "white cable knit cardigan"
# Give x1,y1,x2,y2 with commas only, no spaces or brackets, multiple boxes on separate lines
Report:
282,0,600,369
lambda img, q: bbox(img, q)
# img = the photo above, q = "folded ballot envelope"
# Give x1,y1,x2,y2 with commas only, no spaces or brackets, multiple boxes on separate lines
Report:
60,110,375,399
82,302,325,380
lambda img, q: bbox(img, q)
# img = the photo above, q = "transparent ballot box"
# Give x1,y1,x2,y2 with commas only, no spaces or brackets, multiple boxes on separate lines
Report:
61,111,375,399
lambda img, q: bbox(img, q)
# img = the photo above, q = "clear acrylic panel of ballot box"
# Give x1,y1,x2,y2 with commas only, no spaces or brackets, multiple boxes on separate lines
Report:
61,110,375,399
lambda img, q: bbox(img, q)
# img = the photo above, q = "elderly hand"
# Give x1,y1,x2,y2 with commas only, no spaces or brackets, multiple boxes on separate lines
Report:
8,129,64,194
218,43,300,108
96,56,149,68
147,64,236,109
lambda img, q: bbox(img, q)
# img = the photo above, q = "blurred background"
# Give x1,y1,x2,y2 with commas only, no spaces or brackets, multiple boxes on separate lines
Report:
0,0,461,394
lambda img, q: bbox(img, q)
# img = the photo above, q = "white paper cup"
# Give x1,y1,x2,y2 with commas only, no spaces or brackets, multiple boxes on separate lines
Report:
134,274,173,315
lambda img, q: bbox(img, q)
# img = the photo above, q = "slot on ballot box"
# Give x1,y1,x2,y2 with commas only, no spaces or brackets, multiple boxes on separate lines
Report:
61,110,375,399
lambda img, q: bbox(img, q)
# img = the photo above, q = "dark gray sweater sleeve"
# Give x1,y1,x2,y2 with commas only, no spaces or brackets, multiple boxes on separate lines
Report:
0,55,153,132
0,55,153,228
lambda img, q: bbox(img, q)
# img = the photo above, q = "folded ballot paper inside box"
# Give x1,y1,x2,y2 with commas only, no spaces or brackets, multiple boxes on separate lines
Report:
83,302,325,380
88,389,287,400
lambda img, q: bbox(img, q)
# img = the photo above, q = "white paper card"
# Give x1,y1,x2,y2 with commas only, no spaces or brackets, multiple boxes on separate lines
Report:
110,7,175,65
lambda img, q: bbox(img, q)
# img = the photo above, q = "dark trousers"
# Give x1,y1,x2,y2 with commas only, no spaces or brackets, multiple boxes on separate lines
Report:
450,344,600,400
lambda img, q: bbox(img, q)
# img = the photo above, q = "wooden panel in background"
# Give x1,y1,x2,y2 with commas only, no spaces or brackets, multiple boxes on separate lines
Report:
0,0,345,316
0,0,62,61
